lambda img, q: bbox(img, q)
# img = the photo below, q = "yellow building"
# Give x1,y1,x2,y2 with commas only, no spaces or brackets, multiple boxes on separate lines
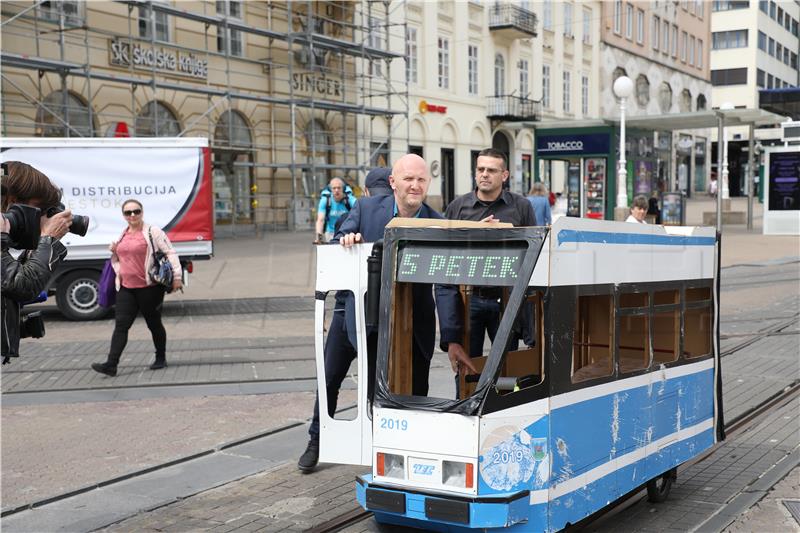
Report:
1,1,407,232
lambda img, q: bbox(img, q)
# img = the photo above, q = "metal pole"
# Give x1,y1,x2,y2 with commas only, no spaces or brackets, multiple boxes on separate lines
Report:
616,96,628,209
747,123,755,230
716,114,724,233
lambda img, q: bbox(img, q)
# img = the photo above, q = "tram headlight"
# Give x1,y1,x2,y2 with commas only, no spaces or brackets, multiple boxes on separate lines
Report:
443,460,474,489
376,452,405,479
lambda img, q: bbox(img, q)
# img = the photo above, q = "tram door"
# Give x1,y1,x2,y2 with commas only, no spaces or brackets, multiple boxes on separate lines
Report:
314,244,373,466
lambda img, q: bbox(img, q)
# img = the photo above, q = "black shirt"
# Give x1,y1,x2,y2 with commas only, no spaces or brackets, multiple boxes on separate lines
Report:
444,189,537,226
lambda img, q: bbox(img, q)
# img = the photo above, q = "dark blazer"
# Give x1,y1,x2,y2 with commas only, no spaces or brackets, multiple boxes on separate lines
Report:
333,194,443,361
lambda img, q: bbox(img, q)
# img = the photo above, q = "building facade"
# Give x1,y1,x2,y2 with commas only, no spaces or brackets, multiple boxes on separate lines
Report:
403,0,602,210
600,0,713,196
710,0,800,196
1,1,407,232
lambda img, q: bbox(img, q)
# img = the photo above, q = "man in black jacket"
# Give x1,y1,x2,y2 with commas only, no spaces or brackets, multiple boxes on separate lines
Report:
1,161,72,363
436,148,536,372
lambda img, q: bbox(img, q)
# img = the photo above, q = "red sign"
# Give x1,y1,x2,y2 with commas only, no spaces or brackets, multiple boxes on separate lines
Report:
418,100,447,114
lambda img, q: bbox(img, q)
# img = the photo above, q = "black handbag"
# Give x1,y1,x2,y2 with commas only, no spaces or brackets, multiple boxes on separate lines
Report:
148,228,174,292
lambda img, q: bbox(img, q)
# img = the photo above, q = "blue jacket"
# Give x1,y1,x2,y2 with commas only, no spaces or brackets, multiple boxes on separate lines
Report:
333,195,443,360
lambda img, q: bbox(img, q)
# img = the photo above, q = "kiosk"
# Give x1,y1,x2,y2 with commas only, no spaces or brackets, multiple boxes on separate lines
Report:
763,145,800,235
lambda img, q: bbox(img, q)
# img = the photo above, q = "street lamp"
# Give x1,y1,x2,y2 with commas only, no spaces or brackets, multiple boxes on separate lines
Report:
613,75,634,213
720,102,734,201
715,101,734,233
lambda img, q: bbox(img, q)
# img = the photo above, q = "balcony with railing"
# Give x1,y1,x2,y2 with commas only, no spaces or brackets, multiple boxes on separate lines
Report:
487,95,541,122
488,3,538,39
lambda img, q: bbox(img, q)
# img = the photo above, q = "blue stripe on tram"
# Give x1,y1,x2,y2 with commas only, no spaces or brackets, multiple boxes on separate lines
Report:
557,229,716,247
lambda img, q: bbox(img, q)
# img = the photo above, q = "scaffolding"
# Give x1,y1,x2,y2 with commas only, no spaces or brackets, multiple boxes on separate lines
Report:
0,0,409,234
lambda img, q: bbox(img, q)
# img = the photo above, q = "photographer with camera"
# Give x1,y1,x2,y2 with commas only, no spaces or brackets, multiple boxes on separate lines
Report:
1,161,73,364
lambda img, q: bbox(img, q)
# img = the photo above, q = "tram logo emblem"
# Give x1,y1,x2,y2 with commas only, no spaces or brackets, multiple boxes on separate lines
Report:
413,464,435,476
531,438,547,461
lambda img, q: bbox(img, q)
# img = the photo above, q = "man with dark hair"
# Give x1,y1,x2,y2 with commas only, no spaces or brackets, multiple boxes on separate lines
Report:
436,148,537,373
1,161,72,363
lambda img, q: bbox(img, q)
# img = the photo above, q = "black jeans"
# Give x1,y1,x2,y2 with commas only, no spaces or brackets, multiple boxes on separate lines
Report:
108,285,166,365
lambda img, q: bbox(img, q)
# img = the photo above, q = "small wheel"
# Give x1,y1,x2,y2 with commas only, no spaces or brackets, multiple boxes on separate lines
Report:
56,270,110,321
646,468,676,503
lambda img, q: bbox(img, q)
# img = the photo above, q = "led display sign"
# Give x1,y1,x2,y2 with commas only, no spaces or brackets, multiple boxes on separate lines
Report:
396,243,527,286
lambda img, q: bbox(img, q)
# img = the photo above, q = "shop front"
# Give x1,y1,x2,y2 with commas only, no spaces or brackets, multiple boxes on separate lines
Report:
534,125,677,220
534,127,616,220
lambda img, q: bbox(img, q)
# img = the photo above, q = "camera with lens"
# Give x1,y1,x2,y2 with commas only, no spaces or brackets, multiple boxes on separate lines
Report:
20,311,45,339
46,203,89,237
2,202,89,250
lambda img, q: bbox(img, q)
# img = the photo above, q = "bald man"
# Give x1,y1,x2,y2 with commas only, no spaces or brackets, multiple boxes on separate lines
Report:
315,177,356,244
299,154,456,473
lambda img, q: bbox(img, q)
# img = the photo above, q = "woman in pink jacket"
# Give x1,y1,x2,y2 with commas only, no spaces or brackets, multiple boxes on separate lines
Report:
91,199,182,377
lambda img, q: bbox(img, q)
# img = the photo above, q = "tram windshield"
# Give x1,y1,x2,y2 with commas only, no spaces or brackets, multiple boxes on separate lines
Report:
376,231,546,412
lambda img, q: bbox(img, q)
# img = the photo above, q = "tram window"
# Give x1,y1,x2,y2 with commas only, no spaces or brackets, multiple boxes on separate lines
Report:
619,314,650,373
320,290,358,421
572,294,613,383
457,287,544,398
684,306,713,358
686,287,712,303
497,290,545,396
653,289,680,365
652,308,679,364
684,286,713,359
654,289,679,305
387,282,439,398
619,292,648,308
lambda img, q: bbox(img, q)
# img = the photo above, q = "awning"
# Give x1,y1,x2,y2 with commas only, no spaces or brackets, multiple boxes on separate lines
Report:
514,108,788,132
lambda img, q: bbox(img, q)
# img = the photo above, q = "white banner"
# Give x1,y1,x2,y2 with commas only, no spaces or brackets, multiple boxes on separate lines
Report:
1,147,200,248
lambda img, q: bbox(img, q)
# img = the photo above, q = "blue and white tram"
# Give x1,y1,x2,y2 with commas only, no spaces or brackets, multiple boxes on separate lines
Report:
313,217,723,532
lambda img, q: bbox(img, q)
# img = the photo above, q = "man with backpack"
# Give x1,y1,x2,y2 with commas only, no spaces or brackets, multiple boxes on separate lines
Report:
314,178,356,243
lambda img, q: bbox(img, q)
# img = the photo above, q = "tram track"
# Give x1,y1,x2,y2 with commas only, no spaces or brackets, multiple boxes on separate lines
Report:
5,305,797,527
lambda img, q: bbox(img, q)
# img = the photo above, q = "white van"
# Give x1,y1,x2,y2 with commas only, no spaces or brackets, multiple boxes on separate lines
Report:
1,137,214,319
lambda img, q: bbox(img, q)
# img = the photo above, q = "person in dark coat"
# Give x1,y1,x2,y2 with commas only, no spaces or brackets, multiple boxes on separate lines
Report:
436,148,536,373
298,154,472,473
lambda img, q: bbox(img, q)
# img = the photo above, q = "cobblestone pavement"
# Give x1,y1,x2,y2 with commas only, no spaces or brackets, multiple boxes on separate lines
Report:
723,465,800,533
101,463,367,533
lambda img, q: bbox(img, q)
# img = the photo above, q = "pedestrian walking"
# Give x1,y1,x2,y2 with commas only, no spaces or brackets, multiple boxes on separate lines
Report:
527,182,552,226
91,200,182,377
315,178,356,244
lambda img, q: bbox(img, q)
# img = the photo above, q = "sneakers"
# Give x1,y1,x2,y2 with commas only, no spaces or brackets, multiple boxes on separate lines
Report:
91,362,117,377
149,360,167,370
297,438,320,473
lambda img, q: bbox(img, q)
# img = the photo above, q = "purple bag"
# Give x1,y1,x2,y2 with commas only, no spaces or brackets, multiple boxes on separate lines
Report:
97,259,116,308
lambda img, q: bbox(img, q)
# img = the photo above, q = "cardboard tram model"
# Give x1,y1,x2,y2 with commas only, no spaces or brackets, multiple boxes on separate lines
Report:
315,216,722,532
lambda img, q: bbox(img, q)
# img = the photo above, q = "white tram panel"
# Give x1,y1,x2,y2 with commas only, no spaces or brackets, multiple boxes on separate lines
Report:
373,408,480,496
548,217,716,287
314,243,373,467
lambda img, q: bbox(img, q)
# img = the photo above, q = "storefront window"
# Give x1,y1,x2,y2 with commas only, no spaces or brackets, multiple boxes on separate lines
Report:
694,138,707,194
213,110,254,225
35,90,95,137
676,134,693,195
135,101,181,137
627,130,657,198
655,132,672,193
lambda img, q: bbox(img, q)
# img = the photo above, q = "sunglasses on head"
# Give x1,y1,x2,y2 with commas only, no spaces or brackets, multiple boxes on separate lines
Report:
123,209,142,216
